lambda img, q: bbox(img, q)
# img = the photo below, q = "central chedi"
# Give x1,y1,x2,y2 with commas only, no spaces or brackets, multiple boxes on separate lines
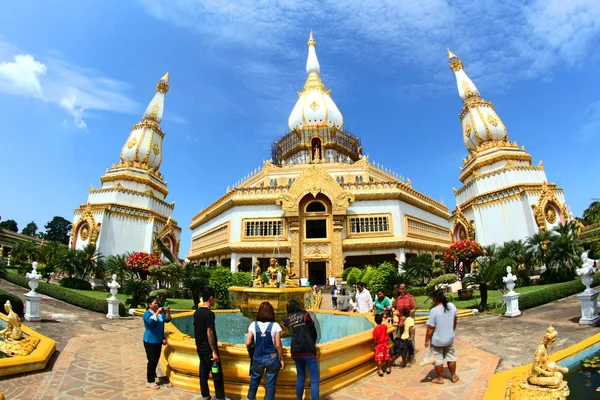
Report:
187,32,452,279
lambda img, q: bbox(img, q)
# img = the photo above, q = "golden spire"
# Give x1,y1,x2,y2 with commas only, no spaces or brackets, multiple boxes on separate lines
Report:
448,48,457,60
448,50,463,72
308,30,316,47
156,72,170,94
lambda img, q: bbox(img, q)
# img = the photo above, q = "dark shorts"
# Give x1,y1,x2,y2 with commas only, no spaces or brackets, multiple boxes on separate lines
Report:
392,338,412,357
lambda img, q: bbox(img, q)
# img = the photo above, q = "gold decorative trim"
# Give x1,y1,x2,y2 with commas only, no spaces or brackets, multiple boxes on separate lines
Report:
458,183,564,213
405,214,452,243
451,205,475,242
455,164,545,196
100,173,168,196
156,217,180,257
531,182,568,232
71,204,101,247
74,202,179,226
190,222,231,254
460,150,532,182
241,217,287,241
188,240,291,259
90,183,174,209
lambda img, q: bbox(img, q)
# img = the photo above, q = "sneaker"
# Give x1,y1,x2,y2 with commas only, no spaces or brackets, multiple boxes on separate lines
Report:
145,382,160,389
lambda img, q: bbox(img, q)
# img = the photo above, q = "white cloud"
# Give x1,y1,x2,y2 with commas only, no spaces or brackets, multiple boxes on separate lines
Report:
60,88,87,130
0,40,139,130
0,54,47,99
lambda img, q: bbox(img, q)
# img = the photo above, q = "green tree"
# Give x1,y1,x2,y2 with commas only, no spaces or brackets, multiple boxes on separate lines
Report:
44,216,72,245
182,263,212,309
0,219,18,232
464,245,506,310
543,221,582,283
526,230,551,268
209,266,233,309
54,248,84,279
582,201,600,226
79,245,106,280
10,241,41,273
21,221,38,237
39,241,65,282
401,253,434,286
106,253,134,285
370,262,405,298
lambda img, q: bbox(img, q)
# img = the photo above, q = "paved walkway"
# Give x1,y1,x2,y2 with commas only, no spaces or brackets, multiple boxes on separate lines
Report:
1,281,596,399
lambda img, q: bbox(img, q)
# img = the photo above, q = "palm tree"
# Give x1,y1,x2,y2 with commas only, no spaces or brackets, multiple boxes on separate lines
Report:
106,253,133,285
54,248,84,279
182,263,211,309
79,245,106,281
401,254,434,286
10,241,41,272
39,241,65,282
526,230,551,268
463,244,506,310
545,221,582,283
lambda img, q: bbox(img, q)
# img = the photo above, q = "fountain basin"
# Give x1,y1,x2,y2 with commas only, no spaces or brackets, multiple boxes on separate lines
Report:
0,313,56,377
160,309,388,399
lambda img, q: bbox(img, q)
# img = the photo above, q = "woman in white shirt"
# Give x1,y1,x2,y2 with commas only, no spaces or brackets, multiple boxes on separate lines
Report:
245,301,284,400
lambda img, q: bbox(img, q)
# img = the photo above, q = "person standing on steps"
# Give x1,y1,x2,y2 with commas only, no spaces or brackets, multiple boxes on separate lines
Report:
194,287,231,400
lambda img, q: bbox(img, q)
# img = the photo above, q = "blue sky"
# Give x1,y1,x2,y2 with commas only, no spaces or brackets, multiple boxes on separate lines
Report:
1,0,599,256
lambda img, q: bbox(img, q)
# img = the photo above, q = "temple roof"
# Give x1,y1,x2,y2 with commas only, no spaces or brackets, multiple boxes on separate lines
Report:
288,32,344,131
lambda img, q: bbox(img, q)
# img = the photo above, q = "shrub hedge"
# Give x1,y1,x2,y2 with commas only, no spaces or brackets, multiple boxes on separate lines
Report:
519,273,600,311
209,266,233,309
3,271,126,316
59,277,93,290
408,286,426,297
0,289,24,317
425,274,459,297
232,271,252,287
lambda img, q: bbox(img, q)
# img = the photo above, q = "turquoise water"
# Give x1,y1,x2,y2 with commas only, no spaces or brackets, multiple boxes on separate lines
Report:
564,349,600,397
172,312,374,346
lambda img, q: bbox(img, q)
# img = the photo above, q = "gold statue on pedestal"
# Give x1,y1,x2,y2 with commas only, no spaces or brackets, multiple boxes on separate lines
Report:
285,260,298,287
512,325,570,399
252,260,263,287
267,257,279,288
0,300,40,357
0,301,23,340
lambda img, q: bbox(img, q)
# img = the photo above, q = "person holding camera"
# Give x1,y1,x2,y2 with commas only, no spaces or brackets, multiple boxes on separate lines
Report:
142,296,171,389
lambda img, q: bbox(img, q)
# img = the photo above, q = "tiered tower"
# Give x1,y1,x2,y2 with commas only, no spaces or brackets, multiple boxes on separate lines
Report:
71,74,181,257
448,51,568,245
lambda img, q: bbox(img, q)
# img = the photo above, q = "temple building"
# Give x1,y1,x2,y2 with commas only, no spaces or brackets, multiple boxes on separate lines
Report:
70,74,181,258
187,33,452,284
448,51,568,246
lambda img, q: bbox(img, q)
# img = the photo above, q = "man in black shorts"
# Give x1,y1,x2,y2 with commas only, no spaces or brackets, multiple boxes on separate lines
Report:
194,286,230,400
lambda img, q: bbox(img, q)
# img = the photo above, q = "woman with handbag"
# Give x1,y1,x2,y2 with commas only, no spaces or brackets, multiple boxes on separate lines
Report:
245,302,284,400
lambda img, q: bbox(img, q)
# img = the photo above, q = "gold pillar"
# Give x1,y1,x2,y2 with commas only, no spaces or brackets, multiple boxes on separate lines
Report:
288,218,301,278
332,216,344,278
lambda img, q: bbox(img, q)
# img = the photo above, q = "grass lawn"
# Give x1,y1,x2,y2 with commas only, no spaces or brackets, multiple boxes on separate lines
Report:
413,283,555,310
61,287,196,310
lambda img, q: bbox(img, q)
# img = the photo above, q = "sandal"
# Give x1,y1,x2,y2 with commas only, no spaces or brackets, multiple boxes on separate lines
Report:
377,371,384,377
386,367,392,374
451,375,460,383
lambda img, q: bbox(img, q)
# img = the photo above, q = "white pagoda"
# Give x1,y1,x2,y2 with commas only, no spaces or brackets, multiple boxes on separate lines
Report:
70,73,181,258
448,51,568,246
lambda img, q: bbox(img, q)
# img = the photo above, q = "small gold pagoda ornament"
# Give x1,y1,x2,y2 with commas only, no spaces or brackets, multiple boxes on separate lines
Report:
511,325,570,399
267,257,279,288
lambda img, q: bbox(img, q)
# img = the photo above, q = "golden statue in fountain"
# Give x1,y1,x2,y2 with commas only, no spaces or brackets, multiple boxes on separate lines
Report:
0,300,40,357
252,260,263,287
0,301,23,341
285,260,298,287
267,257,280,288
512,324,570,399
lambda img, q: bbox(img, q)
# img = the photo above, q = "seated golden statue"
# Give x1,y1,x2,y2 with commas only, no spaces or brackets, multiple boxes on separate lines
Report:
267,257,279,288
285,261,298,287
528,325,569,388
0,300,23,341
252,260,263,287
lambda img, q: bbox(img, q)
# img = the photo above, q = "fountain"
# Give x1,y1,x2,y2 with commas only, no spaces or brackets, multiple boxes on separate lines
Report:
160,258,384,399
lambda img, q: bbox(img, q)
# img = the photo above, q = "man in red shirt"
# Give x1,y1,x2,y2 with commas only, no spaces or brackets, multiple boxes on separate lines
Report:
395,283,417,361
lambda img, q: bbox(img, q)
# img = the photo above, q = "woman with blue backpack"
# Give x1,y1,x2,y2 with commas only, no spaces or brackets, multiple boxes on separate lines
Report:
244,301,284,400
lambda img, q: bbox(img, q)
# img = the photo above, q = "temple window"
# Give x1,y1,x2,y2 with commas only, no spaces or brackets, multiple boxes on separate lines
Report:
305,219,327,239
244,219,284,237
349,215,391,234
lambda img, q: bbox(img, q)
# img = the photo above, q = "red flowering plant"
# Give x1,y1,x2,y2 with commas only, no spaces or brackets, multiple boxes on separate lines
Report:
443,240,485,280
125,252,161,280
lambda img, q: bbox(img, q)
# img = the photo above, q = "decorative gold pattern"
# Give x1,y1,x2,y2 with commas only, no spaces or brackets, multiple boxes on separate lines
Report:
90,183,174,209
532,182,568,232
152,143,160,155
487,114,499,126
406,215,451,243
190,222,230,254
127,137,137,149
156,72,170,94
309,101,320,111
452,205,475,242
100,173,168,196
304,243,330,257
79,225,90,241
461,80,472,96
71,203,101,247
454,164,545,196
156,217,180,258
545,207,557,224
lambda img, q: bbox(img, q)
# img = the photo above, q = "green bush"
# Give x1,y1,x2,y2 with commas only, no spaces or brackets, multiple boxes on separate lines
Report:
123,279,153,309
369,263,399,298
3,271,126,316
0,289,24,317
408,286,426,297
520,273,600,311
149,289,169,304
361,266,377,288
342,267,358,282
209,266,233,309
425,273,459,297
346,268,364,286
232,271,252,287
59,277,92,290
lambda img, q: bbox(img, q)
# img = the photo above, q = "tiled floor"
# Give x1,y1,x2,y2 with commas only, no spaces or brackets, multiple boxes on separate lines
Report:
1,326,498,400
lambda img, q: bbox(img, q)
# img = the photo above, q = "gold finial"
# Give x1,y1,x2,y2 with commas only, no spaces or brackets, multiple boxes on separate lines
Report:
448,48,457,60
308,30,316,47
157,72,170,93
448,49,463,72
